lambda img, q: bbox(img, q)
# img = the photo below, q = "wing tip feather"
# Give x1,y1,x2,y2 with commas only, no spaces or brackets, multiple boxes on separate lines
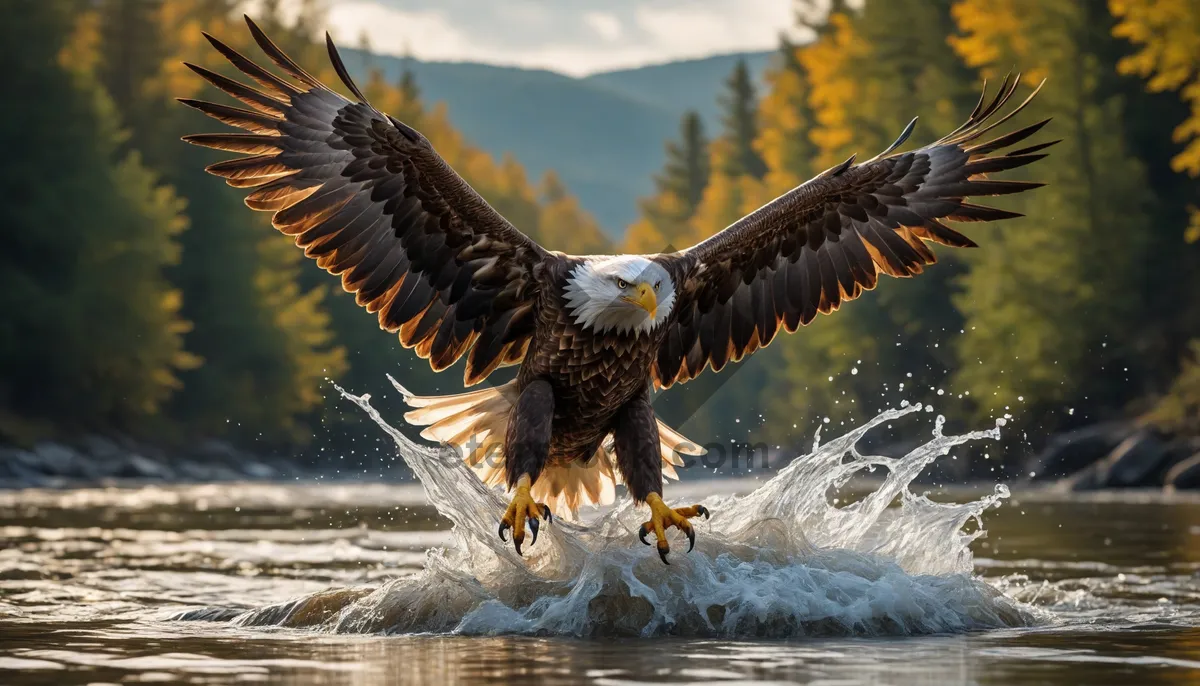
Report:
325,31,371,104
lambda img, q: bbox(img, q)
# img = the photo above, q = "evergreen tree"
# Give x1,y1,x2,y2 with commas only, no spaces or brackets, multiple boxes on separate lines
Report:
94,0,166,147
657,63,778,444
662,112,711,215
764,1,978,445
688,60,774,245
0,0,194,433
395,54,423,125
624,110,710,253
718,60,768,180
1110,0,1200,425
114,1,348,443
756,38,819,194
950,0,1157,440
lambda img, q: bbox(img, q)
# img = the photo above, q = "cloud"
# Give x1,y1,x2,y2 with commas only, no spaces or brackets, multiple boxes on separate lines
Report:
315,0,804,76
583,11,624,42
326,2,475,58
633,1,798,57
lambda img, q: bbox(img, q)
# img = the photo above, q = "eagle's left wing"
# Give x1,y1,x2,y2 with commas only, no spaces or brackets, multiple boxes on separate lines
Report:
653,76,1055,388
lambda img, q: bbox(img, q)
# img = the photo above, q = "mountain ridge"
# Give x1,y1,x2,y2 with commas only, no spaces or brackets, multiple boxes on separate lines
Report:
341,49,774,237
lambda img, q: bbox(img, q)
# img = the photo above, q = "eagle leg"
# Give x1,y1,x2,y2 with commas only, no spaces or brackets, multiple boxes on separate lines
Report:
500,379,554,555
613,392,710,564
637,496,709,564
498,474,552,555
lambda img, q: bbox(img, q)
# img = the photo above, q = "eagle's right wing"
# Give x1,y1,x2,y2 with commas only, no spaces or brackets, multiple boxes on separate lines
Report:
181,17,549,385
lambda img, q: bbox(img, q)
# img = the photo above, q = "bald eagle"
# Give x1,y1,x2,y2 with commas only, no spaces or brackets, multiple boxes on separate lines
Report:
182,18,1053,563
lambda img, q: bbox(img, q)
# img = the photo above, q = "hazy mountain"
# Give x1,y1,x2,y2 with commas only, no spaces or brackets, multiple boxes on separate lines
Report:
342,50,774,237
582,51,774,128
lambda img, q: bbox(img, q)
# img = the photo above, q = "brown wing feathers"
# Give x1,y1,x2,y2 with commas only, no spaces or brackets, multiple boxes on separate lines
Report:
655,75,1056,388
180,16,547,385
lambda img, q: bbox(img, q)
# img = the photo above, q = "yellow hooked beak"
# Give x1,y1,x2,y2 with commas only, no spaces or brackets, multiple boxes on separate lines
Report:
621,282,658,319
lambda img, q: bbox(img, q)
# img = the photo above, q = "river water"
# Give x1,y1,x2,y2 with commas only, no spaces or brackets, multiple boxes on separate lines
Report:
2,395,1198,684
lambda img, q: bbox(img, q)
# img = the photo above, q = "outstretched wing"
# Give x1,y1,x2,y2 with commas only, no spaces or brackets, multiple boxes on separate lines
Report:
654,75,1055,388
180,17,549,385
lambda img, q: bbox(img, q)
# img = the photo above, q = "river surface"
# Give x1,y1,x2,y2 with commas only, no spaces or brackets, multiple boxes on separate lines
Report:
2,399,1199,684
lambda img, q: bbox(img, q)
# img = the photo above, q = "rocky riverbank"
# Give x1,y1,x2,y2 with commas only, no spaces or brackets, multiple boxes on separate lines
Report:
3,421,1198,491
0,436,325,488
1020,422,1200,492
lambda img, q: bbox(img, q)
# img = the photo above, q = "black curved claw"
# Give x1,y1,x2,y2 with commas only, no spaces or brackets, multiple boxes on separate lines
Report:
529,516,540,546
498,520,509,542
697,505,710,520
638,523,652,546
658,545,670,565
541,504,553,523
514,533,524,557
685,525,696,553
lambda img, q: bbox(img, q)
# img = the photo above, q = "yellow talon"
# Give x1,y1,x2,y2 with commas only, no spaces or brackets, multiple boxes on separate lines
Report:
637,493,710,564
497,474,551,555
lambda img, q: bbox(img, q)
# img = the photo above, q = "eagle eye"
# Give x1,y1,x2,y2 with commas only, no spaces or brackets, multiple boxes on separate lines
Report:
616,278,628,289
654,280,662,290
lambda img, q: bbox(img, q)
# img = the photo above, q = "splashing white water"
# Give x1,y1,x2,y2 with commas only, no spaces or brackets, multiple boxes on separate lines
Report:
224,379,1036,638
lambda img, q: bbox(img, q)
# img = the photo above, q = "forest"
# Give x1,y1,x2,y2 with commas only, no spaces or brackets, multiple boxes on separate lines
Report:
628,0,1200,468
1,0,1198,477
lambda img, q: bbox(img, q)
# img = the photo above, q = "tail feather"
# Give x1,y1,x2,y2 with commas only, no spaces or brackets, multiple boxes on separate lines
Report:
397,380,702,517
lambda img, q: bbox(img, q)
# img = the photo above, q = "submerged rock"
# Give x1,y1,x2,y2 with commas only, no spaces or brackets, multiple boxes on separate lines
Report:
1057,429,1172,490
1024,422,1137,483
120,454,176,480
32,442,86,477
0,431,319,488
1164,453,1200,491
1052,429,1200,490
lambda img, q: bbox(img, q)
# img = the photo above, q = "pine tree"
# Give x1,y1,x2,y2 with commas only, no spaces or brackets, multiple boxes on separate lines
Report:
395,55,423,125
108,0,348,443
656,62,778,441
1109,0,1200,426
663,112,711,214
94,0,166,143
950,0,1157,437
624,110,710,253
718,60,768,180
688,60,774,245
762,1,978,445
0,0,194,432
756,38,819,194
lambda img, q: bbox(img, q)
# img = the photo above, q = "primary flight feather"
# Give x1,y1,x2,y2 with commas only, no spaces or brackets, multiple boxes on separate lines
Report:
182,17,1055,563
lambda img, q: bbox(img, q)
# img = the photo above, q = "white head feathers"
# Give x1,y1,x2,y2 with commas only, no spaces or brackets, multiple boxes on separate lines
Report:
563,256,676,337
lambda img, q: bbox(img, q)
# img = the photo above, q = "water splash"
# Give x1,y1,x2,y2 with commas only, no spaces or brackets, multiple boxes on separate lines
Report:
221,380,1035,638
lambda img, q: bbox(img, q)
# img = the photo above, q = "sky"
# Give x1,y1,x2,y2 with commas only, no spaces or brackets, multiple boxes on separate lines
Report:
311,0,808,77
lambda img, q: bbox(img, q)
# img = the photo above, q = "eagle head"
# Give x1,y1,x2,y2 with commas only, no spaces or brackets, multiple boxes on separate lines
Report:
563,256,676,337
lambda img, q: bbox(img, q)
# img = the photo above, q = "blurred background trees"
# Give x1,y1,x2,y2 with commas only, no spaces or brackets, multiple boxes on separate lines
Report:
1,0,1197,475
